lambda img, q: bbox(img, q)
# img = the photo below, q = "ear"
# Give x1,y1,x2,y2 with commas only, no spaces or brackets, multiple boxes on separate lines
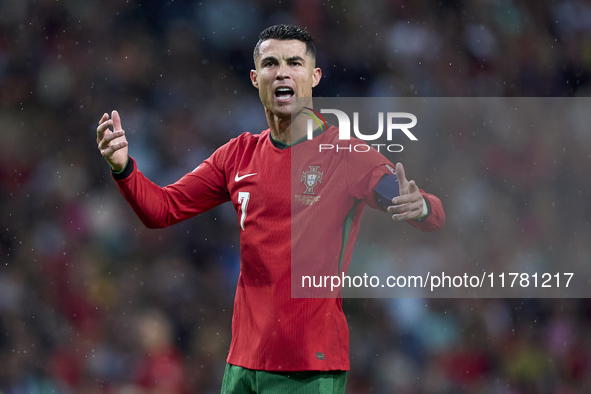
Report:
312,67,322,88
250,69,259,89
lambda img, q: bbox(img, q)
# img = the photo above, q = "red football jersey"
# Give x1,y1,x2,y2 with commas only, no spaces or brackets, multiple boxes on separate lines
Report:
114,126,445,371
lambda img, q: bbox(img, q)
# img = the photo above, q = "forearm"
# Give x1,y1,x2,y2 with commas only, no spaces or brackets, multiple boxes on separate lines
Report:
113,157,231,229
113,157,174,229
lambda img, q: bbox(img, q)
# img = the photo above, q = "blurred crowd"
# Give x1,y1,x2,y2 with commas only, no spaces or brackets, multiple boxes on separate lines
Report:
1,0,591,393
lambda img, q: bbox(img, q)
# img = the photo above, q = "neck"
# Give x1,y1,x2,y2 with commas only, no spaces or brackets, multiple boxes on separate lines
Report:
266,114,308,146
266,106,310,146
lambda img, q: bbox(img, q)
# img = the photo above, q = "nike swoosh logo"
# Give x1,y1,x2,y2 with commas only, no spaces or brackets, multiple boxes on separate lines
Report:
235,172,257,182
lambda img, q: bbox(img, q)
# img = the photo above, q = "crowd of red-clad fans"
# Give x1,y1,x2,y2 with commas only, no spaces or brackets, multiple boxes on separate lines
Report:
1,0,591,392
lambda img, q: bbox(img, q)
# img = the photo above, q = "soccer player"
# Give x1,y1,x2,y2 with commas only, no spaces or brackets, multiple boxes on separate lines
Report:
96,24,445,393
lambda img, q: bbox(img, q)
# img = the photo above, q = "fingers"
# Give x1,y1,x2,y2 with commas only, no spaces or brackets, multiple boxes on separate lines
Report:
111,110,122,131
387,199,422,214
98,113,109,125
96,110,123,143
388,185,423,220
395,162,407,186
391,194,419,206
99,130,127,157
390,210,423,221
391,162,423,220
100,139,128,159
388,199,423,220
98,130,125,150
392,181,420,205
96,113,112,142
96,110,129,171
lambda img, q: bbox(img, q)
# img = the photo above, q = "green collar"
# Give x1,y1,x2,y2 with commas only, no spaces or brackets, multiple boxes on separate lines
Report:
269,124,328,149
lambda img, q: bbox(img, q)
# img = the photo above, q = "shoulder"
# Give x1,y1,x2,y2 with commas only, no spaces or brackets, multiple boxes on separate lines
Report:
321,125,342,145
210,129,270,164
219,129,269,153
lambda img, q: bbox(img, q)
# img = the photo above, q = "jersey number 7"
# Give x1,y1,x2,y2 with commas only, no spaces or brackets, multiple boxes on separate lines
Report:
238,192,250,231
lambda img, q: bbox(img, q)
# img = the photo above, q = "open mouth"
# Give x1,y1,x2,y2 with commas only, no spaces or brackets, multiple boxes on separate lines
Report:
275,87,294,102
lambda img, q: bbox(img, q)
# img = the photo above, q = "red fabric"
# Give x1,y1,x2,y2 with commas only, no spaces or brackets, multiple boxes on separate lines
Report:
115,127,445,371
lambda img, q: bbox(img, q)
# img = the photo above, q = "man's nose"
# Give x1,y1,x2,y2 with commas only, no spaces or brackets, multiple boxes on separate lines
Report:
276,62,291,79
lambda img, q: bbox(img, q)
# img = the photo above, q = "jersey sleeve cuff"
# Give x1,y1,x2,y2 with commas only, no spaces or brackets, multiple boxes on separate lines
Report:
111,157,133,180
413,196,431,222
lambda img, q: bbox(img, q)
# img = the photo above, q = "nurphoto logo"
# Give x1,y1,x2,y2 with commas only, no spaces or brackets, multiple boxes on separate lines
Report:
303,107,418,153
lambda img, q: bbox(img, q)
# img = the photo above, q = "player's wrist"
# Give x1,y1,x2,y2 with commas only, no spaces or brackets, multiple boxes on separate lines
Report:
110,157,129,173
413,197,430,222
111,157,133,180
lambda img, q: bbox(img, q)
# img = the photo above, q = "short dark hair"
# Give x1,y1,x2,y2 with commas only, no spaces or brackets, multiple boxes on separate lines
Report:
253,24,316,64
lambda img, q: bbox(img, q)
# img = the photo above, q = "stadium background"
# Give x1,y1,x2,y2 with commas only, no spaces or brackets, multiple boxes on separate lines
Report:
1,0,591,392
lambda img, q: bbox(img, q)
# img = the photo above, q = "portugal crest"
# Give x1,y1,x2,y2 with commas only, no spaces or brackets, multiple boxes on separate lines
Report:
300,166,323,195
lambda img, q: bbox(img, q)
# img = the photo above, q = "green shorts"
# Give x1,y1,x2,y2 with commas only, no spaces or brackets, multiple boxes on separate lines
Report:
221,363,347,394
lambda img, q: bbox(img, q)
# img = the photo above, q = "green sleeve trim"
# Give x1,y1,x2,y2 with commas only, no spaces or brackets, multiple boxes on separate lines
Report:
111,157,132,180
338,201,360,274
112,157,129,174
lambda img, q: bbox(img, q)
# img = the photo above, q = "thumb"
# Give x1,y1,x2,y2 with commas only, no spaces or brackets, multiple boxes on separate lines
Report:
111,110,122,131
395,162,408,187
408,180,419,193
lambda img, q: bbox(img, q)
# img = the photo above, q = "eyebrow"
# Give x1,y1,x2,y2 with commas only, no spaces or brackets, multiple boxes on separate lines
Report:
259,55,306,65
287,56,305,63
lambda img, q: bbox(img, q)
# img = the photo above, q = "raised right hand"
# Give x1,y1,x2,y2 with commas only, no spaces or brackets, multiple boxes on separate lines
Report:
96,110,129,172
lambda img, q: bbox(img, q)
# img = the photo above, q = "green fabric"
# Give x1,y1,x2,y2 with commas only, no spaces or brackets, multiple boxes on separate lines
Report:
269,123,327,149
221,364,347,394
338,201,359,274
